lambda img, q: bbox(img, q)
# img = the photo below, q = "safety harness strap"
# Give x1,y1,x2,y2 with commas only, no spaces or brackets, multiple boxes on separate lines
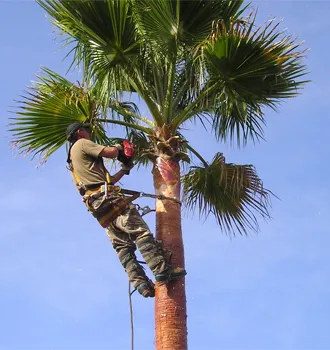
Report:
68,148,132,227
120,188,181,205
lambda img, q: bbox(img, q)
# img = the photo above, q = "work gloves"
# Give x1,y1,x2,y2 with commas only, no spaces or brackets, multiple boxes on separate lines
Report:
114,143,135,175
120,161,134,174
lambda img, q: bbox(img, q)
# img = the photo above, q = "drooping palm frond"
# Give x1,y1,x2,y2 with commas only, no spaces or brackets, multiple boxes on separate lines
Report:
172,12,309,146
9,68,151,164
182,152,272,235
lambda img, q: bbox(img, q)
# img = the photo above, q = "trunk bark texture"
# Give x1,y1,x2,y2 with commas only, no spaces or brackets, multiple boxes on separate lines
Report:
153,157,187,350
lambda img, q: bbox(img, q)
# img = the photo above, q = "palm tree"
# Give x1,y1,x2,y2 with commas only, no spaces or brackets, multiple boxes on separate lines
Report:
10,1,308,349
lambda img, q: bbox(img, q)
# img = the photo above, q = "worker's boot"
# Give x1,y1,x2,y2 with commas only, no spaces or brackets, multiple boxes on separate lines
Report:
155,267,187,286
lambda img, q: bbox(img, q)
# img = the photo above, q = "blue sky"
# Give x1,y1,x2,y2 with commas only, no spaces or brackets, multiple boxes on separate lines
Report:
1,1,329,350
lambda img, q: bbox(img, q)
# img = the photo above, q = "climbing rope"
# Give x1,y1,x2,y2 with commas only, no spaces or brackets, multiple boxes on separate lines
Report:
128,261,147,350
128,281,136,350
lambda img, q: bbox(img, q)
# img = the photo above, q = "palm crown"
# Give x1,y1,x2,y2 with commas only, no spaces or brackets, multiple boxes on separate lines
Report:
10,0,308,235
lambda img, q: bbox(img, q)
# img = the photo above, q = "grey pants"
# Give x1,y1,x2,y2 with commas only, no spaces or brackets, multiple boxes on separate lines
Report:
105,204,169,288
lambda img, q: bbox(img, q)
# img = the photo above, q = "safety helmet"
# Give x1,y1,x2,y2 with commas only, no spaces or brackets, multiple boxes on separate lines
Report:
66,122,90,141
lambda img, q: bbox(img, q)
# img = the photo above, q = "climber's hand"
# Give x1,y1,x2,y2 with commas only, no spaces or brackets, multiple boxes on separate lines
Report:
120,160,134,175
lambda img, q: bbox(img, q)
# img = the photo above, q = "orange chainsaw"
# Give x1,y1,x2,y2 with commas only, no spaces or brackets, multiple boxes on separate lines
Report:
117,140,135,174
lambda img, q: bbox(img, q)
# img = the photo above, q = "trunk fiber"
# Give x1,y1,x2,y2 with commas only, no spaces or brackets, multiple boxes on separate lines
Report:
153,158,187,350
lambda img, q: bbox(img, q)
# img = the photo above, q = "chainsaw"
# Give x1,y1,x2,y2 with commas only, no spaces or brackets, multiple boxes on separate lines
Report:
117,140,135,174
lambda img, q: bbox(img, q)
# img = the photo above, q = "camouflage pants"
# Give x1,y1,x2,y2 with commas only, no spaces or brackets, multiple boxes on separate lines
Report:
105,204,169,289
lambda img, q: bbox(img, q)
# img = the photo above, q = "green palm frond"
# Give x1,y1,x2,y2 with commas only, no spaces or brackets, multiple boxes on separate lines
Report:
10,67,98,163
10,67,150,163
173,13,308,145
132,0,246,50
204,15,308,145
132,0,175,50
38,0,138,66
182,153,272,235
109,100,153,126
131,0,247,119
38,0,139,99
175,0,246,45
38,0,166,124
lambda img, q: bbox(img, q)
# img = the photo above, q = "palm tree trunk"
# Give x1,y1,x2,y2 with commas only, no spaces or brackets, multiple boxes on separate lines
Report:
153,157,187,350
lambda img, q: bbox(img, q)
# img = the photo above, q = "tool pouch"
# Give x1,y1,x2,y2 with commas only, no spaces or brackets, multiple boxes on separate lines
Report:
86,194,129,228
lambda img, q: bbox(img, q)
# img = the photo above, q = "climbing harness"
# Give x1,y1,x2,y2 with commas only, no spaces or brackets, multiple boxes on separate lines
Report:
68,161,181,228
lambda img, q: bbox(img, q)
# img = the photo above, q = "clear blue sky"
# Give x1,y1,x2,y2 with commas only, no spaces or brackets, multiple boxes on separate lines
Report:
1,1,329,350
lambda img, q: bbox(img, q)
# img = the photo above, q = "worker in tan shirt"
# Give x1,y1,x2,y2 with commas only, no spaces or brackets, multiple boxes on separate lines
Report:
66,122,186,297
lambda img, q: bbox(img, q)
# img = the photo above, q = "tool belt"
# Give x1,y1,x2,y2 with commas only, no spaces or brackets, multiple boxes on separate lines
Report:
83,183,129,228
85,184,121,197
68,160,140,228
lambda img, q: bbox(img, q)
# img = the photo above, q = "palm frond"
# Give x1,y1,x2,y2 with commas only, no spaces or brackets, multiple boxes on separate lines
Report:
131,0,247,117
176,12,308,145
182,153,272,235
132,0,246,50
10,67,99,163
132,0,176,51
184,142,209,168
107,100,154,128
9,68,150,164
38,0,166,124
176,0,246,46
38,0,138,66
38,0,139,97
211,99,266,145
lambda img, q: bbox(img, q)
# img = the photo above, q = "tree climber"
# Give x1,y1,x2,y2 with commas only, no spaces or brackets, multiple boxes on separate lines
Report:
66,122,186,298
